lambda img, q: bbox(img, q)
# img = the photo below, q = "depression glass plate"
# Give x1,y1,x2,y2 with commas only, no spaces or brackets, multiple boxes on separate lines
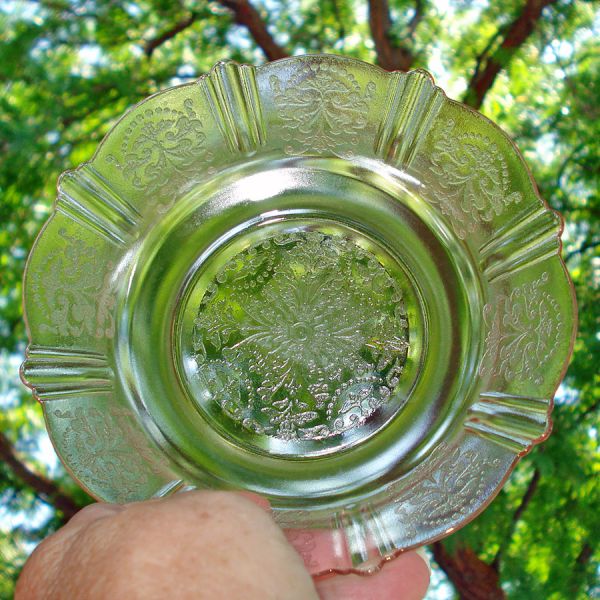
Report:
21,55,576,575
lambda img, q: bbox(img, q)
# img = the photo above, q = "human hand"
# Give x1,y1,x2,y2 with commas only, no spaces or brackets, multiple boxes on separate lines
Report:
16,491,430,599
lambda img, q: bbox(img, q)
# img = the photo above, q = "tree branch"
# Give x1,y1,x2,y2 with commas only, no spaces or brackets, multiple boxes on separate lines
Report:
432,542,506,600
368,0,422,71
491,468,541,571
330,0,346,45
0,430,80,522
463,0,559,109
470,25,507,84
407,0,424,39
569,541,593,595
575,395,600,424
566,239,600,262
555,141,585,190
144,12,199,58
368,0,395,69
28,0,101,20
217,0,288,61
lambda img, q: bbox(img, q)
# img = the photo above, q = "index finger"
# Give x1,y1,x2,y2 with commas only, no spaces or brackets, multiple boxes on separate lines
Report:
315,550,430,600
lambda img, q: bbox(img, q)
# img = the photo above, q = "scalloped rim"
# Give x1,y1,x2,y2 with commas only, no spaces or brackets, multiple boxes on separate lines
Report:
20,53,578,577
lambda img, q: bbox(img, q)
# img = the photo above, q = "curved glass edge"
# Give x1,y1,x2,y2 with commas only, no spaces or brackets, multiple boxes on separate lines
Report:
20,55,578,570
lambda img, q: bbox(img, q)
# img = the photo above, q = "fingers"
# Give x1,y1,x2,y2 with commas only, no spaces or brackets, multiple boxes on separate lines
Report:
18,491,318,600
315,550,431,600
17,492,429,600
65,502,124,529
16,503,123,599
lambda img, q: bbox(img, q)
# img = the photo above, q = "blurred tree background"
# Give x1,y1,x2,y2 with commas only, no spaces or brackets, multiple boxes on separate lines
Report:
0,0,598,598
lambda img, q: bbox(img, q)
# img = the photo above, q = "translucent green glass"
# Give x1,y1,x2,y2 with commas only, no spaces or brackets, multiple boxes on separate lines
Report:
21,55,577,576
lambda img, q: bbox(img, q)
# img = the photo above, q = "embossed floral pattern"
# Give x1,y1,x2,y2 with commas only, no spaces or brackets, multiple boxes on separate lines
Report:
285,530,319,570
107,98,210,207
192,232,409,441
53,406,168,501
31,229,115,339
270,61,376,156
390,444,501,539
427,119,523,238
480,272,562,384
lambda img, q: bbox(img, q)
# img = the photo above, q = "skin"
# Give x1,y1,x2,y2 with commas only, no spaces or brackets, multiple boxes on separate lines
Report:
16,491,430,600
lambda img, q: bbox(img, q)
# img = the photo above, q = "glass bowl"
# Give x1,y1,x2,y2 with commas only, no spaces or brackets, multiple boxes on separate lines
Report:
21,54,577,576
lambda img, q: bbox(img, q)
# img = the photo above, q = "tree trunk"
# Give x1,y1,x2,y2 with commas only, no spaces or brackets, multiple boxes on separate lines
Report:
464,0,558,109
432,542,506,600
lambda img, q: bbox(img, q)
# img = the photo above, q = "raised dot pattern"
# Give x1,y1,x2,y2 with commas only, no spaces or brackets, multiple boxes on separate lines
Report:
192,231,409,441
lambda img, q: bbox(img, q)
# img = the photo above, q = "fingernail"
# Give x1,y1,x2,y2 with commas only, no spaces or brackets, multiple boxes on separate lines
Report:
415,547,431,574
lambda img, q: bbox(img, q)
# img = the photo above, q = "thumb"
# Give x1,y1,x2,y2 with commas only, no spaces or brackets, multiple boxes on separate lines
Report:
314,549,431,600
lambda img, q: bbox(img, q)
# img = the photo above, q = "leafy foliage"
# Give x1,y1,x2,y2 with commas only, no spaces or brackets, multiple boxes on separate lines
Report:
0,1,598,598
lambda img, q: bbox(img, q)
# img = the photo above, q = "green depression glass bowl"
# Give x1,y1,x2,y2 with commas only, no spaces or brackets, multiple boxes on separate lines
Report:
21,54,577,575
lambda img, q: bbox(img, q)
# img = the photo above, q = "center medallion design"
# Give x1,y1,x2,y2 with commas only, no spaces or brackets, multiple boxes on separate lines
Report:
192,231,409,442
